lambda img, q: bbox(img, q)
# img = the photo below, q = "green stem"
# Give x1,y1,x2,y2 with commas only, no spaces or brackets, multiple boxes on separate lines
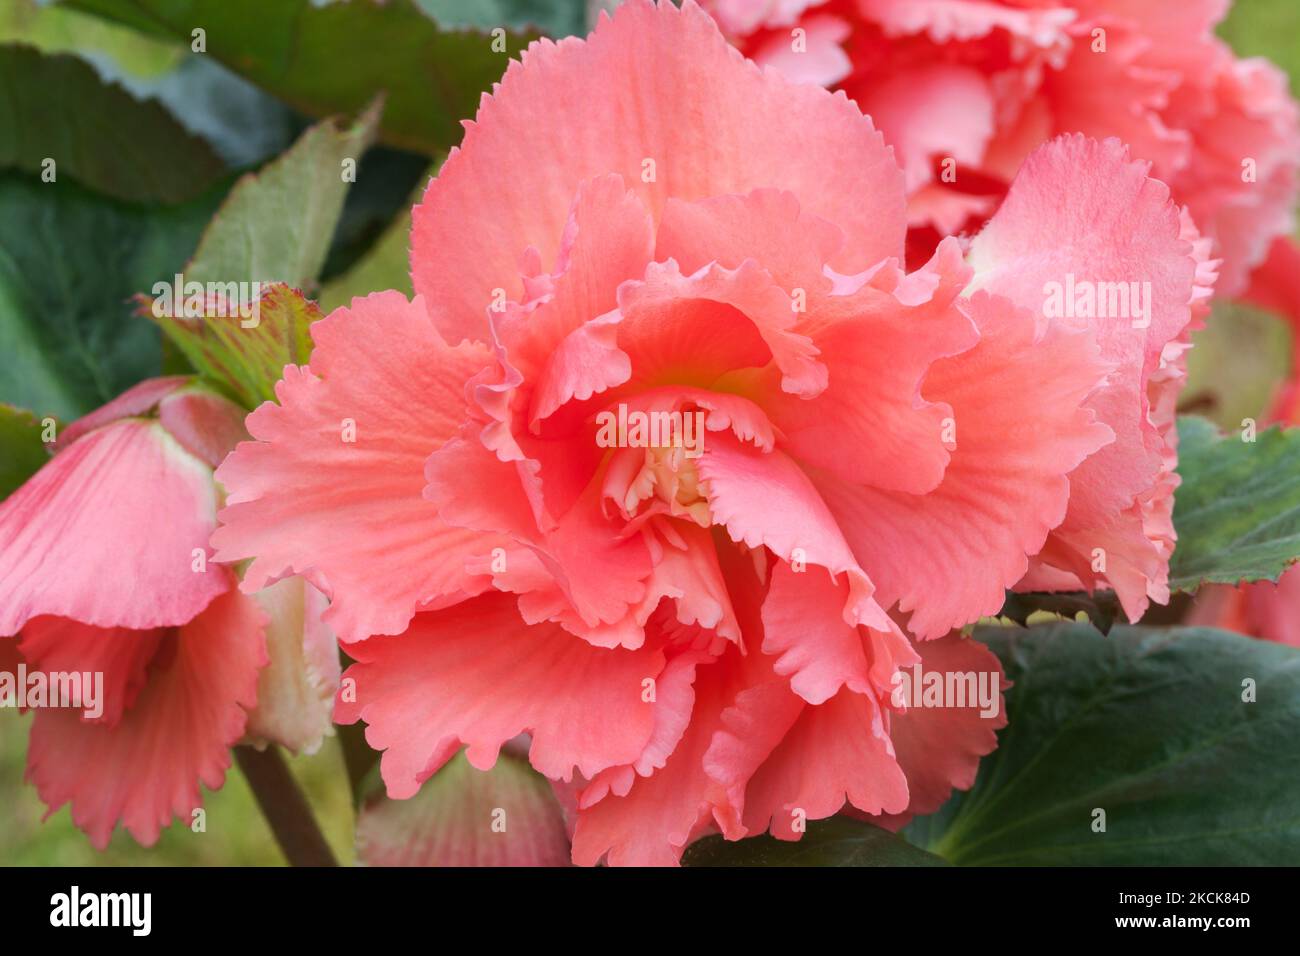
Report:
236,744,338,867
337,720,380,805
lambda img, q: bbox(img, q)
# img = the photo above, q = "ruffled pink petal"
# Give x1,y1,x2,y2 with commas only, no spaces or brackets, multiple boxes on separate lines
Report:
610,264,776,389
580,647,714,805
738,684,909,837
702,674,807,840
528,481,656,630
528,312,632,426
655,188,842,301
335,593,667,799
697,431,882,625
211,291,504,642
761,559,903,705
606,386,777,456
25,588,267,849
812,290,1112,639
617,258,825,399
969,135,1198,537
755,238,978,494
571,643,791,866
499,173,654,422
19,616,168,727
906,184,998,236
424,433,656,643
0,419,226,634
635,523,743,645
886,632,1005,817
569,666,723,866
410,0,905,344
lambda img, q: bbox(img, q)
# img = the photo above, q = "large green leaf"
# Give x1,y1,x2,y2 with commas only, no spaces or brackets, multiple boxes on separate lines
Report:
685,816,949,867
0,43,227,203
0,171,226,418
3,0,296,170
1,0,181,77
0,405,51,499
415,0,585,37
145,107,378,406
1169,415,1300,591
64,0,553,156
181,103,379,290
907,621,1300,865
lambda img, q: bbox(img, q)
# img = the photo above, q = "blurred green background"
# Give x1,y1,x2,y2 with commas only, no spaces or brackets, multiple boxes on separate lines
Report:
2,0,1298,866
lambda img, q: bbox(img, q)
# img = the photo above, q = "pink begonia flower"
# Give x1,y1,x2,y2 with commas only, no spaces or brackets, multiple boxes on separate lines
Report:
0,377,338,847
709,0,1298,296
212,0,1205,864
1187,236,1300,647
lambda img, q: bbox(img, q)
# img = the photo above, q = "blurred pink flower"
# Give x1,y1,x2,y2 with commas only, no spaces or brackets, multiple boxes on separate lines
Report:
710,0,1298,295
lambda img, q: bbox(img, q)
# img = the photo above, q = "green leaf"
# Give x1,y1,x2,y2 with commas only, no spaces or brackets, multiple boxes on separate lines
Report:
684,816,949,867
0,43,227,203
1169,415,1300,591
0,170,226,418
65,0,551,156
1,0,182,78
3,0,297,170
152,283,323,409
355,751,571,866
908,621,1300,865
182,102,380,291
0,405,51,498
143,106,379,406
414,0,585,37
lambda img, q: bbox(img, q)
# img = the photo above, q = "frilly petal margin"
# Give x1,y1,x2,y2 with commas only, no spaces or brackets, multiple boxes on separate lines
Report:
211,291,507,642
24,588,267,849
